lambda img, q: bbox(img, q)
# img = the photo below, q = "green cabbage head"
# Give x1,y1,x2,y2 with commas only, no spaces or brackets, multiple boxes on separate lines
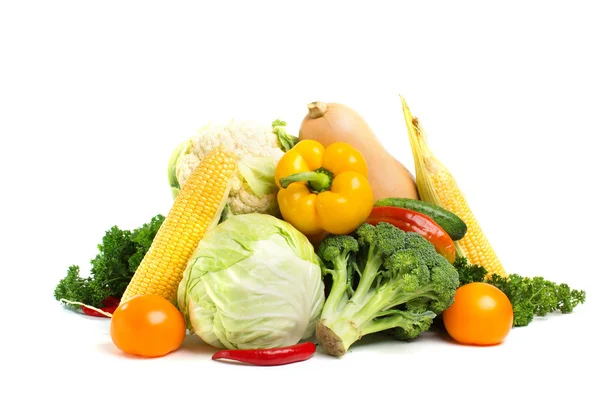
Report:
177,213,325,350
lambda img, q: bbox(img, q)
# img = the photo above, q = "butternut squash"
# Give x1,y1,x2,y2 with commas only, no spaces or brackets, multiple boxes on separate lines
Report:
298,101,419,201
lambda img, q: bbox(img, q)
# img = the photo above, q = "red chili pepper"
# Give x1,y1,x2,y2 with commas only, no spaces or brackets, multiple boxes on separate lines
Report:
81,296,120,318
212,342,317,366
366,206,456,263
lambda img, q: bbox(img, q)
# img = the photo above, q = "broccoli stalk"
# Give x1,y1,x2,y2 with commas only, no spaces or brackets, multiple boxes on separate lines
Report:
316,222,460,356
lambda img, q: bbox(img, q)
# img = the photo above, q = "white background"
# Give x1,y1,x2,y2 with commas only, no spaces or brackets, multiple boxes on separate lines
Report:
2,1,598,399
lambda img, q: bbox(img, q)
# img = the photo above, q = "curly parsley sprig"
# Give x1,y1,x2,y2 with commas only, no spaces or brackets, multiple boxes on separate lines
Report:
54,214,165,311
453,256,586,327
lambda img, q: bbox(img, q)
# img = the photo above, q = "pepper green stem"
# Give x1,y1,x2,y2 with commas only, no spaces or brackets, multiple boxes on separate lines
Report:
279,167,334,193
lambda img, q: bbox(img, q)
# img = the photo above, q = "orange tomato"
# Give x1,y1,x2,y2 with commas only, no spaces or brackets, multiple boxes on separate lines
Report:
110,294,186,358
443,282,513,346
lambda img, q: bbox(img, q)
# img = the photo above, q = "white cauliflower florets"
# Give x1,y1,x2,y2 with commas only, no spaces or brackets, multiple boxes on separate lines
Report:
172,119,287,216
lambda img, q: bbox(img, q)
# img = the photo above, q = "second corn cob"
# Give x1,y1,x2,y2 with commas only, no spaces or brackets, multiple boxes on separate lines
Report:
400,96,508,278
121,146,237,302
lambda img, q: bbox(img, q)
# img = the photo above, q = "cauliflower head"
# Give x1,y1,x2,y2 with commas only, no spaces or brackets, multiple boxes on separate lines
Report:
168,119,297,217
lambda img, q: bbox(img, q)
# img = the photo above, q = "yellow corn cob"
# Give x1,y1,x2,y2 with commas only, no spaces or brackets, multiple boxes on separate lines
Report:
121,146,237,302
400,96,507,278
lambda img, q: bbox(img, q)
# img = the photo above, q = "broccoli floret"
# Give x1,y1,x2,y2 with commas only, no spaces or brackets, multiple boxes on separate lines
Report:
317,234,358,266
384,310,436,340
315,222,460,356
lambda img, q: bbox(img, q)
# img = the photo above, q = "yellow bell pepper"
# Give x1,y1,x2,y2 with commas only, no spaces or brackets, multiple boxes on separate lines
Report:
274,140,374,236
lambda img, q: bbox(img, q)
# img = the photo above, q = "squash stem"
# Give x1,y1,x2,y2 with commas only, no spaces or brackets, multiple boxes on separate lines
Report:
280,168,333,193
307,101,328,119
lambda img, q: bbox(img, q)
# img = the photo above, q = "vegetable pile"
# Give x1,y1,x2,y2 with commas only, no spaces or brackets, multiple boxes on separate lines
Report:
54,97,586,365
